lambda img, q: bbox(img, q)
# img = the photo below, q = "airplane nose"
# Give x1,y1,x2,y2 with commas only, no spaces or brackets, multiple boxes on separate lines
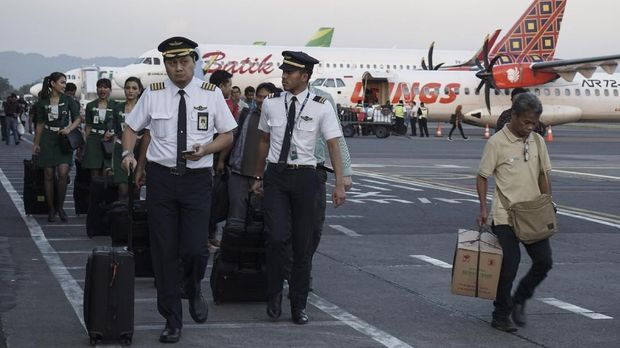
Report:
30,83,43,96
113,73,128,89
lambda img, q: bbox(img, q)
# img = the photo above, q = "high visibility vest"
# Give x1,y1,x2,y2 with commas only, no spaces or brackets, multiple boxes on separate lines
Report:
394,104,405,118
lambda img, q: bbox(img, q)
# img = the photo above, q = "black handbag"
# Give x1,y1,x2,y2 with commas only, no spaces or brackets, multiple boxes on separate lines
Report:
101,139,114,159
60,128,84,154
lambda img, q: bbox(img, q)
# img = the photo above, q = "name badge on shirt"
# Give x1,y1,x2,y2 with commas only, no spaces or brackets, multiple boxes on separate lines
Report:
197,112,209,131
48,105,59,122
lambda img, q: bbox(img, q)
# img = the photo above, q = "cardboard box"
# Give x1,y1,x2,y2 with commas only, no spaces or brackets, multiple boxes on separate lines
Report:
451,229,503,300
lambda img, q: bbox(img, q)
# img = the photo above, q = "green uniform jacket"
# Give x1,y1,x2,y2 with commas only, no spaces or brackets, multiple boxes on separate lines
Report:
82,99,117,169
34,94,79,168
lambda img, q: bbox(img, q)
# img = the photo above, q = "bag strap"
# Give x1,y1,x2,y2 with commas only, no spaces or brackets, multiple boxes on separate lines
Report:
127,168,134,251
532,133,549,184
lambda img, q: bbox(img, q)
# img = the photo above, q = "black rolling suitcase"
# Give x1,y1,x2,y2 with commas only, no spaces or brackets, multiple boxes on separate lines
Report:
210,193,267,303
84,246,135,345
86,175,118,237
23,156,55,215
72,161,91,215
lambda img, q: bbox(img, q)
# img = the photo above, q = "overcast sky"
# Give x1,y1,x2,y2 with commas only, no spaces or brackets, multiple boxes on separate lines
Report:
1,0,617,59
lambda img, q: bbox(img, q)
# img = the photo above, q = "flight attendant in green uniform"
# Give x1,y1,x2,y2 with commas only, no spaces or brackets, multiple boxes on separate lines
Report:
112,77,144,199
32,72,82,222
82,78,117,178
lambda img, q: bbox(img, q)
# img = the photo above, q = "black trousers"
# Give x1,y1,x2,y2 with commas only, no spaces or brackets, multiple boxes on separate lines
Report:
418,118,429,137
410,118,417,136
263,165,318,309
0,116,6,140
146,162,212,329
492,224,553,318
448,122,467,139
311,168,328,256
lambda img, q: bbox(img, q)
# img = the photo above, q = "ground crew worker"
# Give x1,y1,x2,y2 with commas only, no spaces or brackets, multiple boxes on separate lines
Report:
83,78,117,177
112,77,144,199
121,36,237,344
410,101,418,136
393,100,405,134
32,72,81,222
477,92,554,332
251,51,346,325
417,102,429,137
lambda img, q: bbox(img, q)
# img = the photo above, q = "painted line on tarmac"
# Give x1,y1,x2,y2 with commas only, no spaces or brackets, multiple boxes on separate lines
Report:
329,225,362,237
43,250,91,254
308,292,413,348
409,255,453,269
353,170,620,229
553,169,620,181
47,237,91,241
42,224,86,228
360,179,424,192
325,215,364,218
434,198,462,204
0,169,86,331
538,298,613,320
136,320,347,330
417,198,432,204
359,184,392,191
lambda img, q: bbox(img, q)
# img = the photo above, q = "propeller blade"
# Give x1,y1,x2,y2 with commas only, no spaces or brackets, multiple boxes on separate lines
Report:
484,84,492,114
421,58,428,71
489,55,503,69
434,63,445,70
483,37,490,69
475,80,485,94
428,42,435,70
475,58,483,70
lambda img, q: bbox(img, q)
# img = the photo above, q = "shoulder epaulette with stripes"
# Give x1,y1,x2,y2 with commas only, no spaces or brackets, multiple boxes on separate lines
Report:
201,82,216,91
312,95,326,104
150,82,165,91
267,92,281,99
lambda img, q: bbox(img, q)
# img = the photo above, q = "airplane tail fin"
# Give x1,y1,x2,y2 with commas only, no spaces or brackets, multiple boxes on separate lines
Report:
305,27,335,47
490,0,567,63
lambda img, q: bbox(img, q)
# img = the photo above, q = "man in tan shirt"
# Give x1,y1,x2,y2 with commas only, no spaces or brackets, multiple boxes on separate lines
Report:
476,92,553,332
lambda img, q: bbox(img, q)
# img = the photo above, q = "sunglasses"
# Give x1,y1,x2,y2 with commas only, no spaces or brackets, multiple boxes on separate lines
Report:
523,141,530,162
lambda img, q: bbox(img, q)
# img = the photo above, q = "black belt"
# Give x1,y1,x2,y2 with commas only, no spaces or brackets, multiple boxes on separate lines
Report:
268,162,315,170
316,162,334,173
150,162,212,176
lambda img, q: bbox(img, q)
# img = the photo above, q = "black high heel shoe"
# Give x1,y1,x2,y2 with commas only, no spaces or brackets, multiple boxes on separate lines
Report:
58,209,68,222
48,210,56,223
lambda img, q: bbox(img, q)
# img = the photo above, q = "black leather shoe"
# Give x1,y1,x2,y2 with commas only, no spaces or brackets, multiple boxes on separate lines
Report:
512,302,527,327
188,291,208,323
491,317,518,333
58,209,68,222
291,308,309,325
47,211,56,223
159,324,181,343
266,291,283,319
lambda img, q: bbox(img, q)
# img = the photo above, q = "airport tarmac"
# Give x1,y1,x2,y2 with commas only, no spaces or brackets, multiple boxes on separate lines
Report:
0,124,618,347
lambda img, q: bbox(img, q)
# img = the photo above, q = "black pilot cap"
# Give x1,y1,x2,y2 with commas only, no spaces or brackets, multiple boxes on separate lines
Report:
280,51,320,72
158,36,198,60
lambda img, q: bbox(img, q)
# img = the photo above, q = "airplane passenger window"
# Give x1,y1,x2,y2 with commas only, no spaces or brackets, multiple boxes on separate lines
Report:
406,65,410,70
336,79,345,87
387,65,390,69
423,87,429,95
534,88,540,96
318,63,323,67
444,87,449,94
154,58,161,65
400,65,404,70
454,88,460,95
565,89,570,96
554,88,560,96
464,88,470,95
585,89,591,96
311,79,325,87
414,87,420,94
367,64,370,68
325,79,336,88
575,89,581,96
380,64,384,69
434,88,440,95
326,63,330,68
504,90,510,96
340,64,344,68
614,90,619,97
143,58,152,65
347,64,350,68
494,90,500,95
544,89,550,96
373,64,377,68
595,89,600,96
604,89,610,97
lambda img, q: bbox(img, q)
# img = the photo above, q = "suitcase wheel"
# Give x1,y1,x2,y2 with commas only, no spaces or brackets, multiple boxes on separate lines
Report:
122,338,132,346
89,337,98,346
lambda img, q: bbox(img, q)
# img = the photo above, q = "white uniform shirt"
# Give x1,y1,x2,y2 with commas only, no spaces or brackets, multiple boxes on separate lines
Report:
126,77,237,168
258,88,342,166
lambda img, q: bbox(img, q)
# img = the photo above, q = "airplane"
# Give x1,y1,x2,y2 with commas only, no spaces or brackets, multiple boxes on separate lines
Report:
28,28,337,101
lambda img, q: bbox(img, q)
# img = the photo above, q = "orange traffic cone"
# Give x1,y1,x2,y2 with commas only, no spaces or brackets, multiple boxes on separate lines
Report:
435,122,443,137
484,124,490,139
546,126,554,142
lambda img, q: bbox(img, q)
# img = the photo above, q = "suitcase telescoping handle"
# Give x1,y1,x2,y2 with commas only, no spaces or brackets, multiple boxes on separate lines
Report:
127,166,135,251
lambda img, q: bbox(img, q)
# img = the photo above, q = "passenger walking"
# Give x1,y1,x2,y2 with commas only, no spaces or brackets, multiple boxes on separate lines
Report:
244,86,257,110
121,36,237,343
32,72,81,222
418,102,429,137
496,88,546,136
3,94,21,145
112,77,144,199
476,92,554,332
448,105,468,141
251,51,346,325
82,78,117,178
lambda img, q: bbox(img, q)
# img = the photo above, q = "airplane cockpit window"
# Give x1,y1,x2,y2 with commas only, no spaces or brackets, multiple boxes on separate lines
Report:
325,79,336,88
143,58,152,65
336,79,345,87
134,57,144,64
575,89,581,96
153,58,161,65
311,79,325,87
594,89,600,96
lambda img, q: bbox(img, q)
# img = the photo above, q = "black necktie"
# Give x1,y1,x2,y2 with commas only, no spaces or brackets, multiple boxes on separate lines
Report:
176,90,187,175
276,96,297,172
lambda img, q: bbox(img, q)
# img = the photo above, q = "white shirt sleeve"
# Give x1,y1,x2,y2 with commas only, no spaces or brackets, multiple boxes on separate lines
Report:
258,99,270,133
125,90,151,132
213,88,237,134
319,103,342,141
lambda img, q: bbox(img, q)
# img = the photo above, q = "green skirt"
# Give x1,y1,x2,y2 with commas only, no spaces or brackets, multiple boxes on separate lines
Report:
112,142,128,184
37,129,72,168
82,133,111,169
